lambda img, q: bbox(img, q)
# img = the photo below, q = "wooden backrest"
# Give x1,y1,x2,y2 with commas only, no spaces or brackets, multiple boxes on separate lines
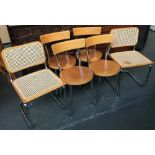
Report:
86,34,113,48
2,41,46,73
40,30,70,44
52,39,85,55
110,27,139,48
73,27,102,36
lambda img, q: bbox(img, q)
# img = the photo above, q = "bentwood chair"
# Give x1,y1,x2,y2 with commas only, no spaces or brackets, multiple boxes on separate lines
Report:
40,30,76,71
87,34,121,96
73,27,102,63
52,39,96,115
2,41,66,128
109,27,153,87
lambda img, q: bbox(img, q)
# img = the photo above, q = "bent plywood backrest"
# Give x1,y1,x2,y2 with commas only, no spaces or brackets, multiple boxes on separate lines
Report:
73,27,102,36
110,27,139,48
2,41,46,73
40,30,70,44
52,39,85,55
86,34,113,48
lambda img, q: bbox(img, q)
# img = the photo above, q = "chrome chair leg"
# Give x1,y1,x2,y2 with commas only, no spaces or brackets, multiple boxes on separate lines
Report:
122,65,152,87
104,72,120,96
69,86,73,116
19,102,33,129
90,80,97,105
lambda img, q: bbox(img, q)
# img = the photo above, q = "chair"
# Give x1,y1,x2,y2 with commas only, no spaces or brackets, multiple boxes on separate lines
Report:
2,41,66,128
87,34,121,95
73,27,102,63
40,30,76,70
52,39,96,115
109,27,153,86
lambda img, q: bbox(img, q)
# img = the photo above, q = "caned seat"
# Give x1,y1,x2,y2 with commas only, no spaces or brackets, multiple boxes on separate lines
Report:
13,69,65,103
110,51,153,68
73,27,102,62
89,60,120,77
40,30,76,70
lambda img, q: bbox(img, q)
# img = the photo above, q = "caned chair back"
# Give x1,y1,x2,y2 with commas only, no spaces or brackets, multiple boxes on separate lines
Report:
2,41,46,73
40,30,70,44
110,27,139,48
86,34,113,48
73,27,102,37
52,39,85,55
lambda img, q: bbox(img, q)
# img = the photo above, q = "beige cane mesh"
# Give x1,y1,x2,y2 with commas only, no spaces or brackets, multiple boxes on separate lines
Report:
110,27,139,48
2,41,45,73
12,69,65,103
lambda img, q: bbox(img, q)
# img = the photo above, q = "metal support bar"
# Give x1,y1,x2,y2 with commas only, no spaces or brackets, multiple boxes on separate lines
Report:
121,65,152,87
90,80,97,105
19,102,33,128
69,86,73,116
104,72,120,96
49,88,67,110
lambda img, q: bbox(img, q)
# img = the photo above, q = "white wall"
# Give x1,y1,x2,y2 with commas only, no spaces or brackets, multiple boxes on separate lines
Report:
0,25,11,43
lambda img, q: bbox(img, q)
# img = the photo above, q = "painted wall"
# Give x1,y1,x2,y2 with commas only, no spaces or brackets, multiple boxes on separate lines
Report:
0,25,11,44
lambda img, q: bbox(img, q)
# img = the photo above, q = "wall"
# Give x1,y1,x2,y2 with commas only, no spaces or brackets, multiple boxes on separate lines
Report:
0,25,11,43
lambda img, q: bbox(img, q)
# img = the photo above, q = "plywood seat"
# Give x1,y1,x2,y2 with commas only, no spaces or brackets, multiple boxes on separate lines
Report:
12,69,65,103
48,54,76,70
110,51,153,68
60,66,93,85
76,49,102,62
89,60,120,77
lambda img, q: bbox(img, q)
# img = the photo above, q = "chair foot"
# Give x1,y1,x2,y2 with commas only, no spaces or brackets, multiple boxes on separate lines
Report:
19,102,33,129
121,65,152,87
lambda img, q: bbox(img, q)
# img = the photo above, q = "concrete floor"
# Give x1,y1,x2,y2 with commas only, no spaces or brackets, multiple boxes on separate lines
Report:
0,31,155,130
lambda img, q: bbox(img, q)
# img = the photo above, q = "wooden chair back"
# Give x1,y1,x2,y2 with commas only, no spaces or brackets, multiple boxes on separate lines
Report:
40,30,70,44
52,39,85,55
86,34,113,48
73,27,102,37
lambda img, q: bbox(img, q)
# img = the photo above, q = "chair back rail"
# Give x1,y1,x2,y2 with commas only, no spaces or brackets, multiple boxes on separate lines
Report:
40,30,70,44
73,27,102,37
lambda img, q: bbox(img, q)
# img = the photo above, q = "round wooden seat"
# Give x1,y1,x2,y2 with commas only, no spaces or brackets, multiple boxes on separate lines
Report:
60,66,93,85
89,60,120,77
76,49,102,62
48,54,76,70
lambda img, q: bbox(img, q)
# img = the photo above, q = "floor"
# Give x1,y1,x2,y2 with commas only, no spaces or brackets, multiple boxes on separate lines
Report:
0,31,155,130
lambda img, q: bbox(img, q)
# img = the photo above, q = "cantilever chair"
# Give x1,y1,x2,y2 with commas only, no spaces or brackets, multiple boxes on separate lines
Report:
87,34,120,96
2,41,66,128
40,30,76,71
109,27,153,87
52,39,96,115
73,27,102,63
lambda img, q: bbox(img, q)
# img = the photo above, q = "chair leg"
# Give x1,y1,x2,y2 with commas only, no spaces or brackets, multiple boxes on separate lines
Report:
104,72,120,96
69,86,73,116
19,102,33,129
49,92,66,109
90,80,97,105
122,65,152,87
